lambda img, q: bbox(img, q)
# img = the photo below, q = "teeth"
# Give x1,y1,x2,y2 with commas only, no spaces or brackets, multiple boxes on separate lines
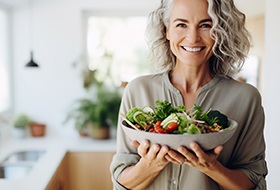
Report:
183,46,203,52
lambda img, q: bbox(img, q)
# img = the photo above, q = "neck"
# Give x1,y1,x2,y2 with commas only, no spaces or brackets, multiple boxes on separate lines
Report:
169,65,213,109
170,66,212,94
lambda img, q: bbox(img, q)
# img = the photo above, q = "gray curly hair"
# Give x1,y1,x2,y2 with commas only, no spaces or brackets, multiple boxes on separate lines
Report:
146,0,251,77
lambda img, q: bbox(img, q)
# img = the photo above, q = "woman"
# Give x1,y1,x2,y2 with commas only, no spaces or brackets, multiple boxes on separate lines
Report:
110,0,268,189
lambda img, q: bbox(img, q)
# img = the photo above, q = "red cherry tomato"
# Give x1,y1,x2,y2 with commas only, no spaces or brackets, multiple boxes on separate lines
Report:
155,121,161,126
154,121,167,133
149,128,156,133
165,122,178,133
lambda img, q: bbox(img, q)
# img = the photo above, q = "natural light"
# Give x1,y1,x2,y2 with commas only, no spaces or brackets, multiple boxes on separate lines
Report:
0,9,10,112
87,16,154,87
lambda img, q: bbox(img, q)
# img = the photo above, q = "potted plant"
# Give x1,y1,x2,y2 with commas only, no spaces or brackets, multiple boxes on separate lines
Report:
65,65,122,138
12,114,30,139
65,98,95,137
65,86,121,139
88,87,121,139
29,119,46,137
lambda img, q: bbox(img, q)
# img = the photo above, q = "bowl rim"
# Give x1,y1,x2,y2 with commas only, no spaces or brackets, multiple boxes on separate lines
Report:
122,118,238,136
122,119,238,150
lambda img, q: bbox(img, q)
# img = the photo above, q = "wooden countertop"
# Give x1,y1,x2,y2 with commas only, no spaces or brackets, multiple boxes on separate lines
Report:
0,134,116,190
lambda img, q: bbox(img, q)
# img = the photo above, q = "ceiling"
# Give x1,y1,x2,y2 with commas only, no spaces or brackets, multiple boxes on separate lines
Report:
0,0,265,18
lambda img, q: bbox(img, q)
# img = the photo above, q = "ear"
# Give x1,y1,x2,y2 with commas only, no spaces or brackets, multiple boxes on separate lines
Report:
166,27,170,40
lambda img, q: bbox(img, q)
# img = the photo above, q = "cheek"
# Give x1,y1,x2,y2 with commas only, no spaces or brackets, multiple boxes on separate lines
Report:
209,37,215,47
202,33,215,47
167,29,182,42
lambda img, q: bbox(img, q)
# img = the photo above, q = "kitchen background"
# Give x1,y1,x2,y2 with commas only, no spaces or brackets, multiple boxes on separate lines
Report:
0,0,279,189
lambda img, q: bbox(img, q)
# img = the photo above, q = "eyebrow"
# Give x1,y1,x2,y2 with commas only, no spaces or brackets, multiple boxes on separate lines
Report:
173,18,212,23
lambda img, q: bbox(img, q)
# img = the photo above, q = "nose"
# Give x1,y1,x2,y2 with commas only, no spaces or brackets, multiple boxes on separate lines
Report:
185,27,200,44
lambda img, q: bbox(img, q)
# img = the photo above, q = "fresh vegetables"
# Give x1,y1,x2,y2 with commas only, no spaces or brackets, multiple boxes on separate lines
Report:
153,100,186,121
124,100,230,134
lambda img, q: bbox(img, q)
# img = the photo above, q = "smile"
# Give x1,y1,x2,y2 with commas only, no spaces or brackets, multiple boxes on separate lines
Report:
182,46,204,52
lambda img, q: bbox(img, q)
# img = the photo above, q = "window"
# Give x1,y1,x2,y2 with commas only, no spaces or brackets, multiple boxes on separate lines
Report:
86,15,154,86
235,55,260,88
0,7,11,113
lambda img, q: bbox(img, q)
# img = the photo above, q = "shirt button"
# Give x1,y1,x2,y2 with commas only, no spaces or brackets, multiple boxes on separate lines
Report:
173,180,178,185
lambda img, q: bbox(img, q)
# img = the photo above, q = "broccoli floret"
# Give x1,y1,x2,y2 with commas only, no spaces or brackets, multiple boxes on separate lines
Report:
207,110,229,128
126,107,141,123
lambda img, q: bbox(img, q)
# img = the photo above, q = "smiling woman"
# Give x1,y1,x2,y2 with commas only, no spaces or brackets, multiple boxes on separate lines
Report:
110,0,267,189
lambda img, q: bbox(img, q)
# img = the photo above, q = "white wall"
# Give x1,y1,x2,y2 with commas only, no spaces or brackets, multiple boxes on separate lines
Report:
263,0,280,189
12,0,159,136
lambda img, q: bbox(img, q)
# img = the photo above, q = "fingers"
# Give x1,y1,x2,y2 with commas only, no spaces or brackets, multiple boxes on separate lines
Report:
177,142,223,169
134,140,169,161
137,140,150,157
131,140,140,147
213,145,223,155
165,154,180,164
132,140,223,169
146,144,169,161
189,142,204,160
166,149,185,164
157,145,169,159
189,142,223,158
146,144,160,160
177,145,198,165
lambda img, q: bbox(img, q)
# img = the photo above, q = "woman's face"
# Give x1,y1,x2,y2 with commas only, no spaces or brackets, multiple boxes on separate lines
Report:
166,0,215,68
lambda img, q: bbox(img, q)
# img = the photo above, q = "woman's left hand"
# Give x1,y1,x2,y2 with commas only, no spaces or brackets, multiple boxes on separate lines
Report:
166,142,223,171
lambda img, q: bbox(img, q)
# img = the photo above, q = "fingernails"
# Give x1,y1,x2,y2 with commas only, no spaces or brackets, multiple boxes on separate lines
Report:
190,142,196,149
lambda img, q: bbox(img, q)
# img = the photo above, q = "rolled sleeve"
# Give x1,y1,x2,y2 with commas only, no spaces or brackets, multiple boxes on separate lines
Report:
110,153,140,190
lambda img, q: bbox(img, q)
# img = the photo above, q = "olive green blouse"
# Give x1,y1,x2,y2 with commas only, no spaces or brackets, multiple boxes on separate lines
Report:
110,72,267,190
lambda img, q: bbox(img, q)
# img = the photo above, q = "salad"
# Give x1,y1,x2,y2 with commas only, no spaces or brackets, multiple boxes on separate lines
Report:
123,100,230,134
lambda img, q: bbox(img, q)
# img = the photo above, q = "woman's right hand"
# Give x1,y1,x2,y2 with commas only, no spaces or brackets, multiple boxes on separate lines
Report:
118,140,170,189
131,140,170,171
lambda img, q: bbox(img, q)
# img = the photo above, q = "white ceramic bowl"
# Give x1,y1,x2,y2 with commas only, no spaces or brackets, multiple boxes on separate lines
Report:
122,119,238,151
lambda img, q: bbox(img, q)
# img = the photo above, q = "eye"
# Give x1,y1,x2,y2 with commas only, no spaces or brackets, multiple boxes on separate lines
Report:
176,23,187,28
200,23,212,28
